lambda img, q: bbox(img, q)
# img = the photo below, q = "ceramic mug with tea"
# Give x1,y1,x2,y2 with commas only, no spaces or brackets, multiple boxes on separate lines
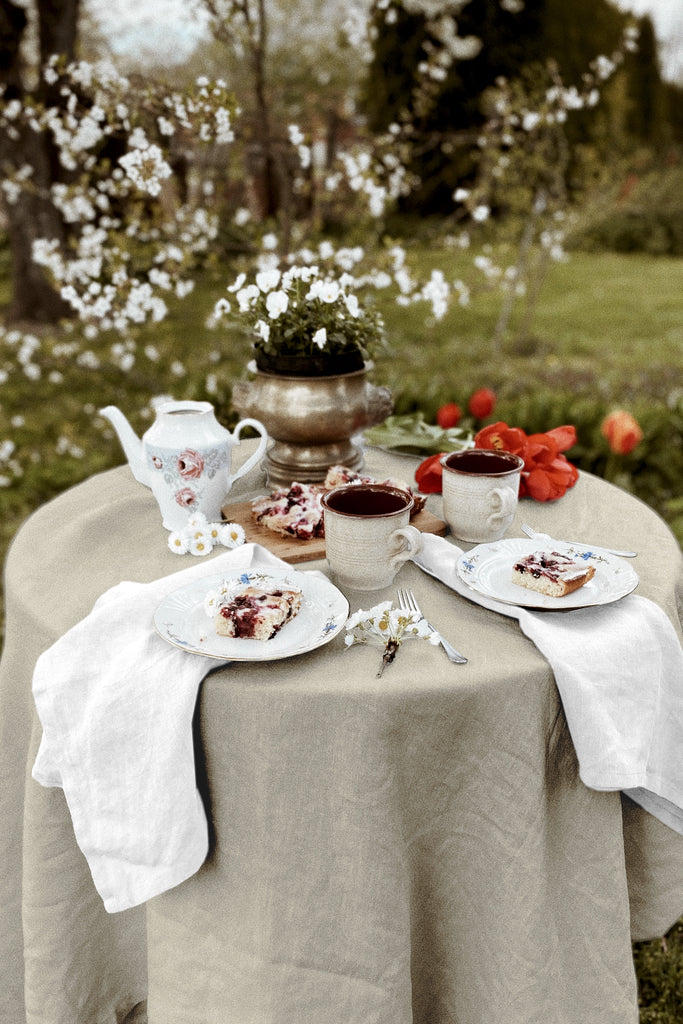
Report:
440,449,524,543
321,484,423,591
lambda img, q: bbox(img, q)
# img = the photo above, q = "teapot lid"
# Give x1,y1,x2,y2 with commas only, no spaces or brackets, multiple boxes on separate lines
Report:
156,400,213,416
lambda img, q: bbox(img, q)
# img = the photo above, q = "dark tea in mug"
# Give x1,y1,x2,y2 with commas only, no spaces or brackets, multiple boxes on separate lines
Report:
322,484,412,518
442,450,523,476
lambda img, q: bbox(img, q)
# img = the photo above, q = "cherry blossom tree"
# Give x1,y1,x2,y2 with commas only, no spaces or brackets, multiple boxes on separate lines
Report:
0,0,80,321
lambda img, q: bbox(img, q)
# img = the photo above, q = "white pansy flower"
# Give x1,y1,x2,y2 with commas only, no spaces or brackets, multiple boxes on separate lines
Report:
236,284,260,311
313,327,327,349
319,280,340,303
255,319,270,341
256,268,281,292
266,290,288,318
344,293,360,317
305,279,324,301
228,272,246,292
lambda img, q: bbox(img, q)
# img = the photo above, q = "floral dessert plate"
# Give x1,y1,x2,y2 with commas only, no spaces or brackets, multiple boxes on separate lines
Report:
154,567,349,660
456,538,639,611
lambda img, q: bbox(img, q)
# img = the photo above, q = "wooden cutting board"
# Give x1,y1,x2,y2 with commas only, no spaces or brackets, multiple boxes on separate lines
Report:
221,499,447,564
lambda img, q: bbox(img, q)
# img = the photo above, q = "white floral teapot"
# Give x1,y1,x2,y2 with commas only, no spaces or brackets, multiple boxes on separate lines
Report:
100,401,268,531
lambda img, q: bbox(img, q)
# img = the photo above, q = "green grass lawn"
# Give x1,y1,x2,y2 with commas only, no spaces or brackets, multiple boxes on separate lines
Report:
372,246,683,407
1,245,682,1020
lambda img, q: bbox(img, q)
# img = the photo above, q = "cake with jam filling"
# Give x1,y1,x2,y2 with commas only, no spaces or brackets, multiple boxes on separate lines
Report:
251,482,325,540
214,585,302,640
512,550,595,598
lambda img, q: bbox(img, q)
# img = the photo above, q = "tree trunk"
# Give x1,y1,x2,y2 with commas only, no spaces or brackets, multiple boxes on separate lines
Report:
0,0,81,324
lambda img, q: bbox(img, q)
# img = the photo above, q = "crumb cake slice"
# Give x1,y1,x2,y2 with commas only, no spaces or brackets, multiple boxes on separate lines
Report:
214,585,302,640
251,482,325,540
512,550,596,598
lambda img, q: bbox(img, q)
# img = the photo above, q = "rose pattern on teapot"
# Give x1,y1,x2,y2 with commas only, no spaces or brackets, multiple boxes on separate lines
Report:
147,444,230,514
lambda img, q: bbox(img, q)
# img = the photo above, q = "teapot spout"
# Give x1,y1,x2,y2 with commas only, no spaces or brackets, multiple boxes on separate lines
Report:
100,405,149,486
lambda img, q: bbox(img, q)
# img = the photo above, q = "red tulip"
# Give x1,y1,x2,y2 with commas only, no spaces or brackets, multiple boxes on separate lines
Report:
474,421,579,502
474,421,526,455
601,410,643,455
415,452,447,493
436,402,462,429
468,387,497,419
545,425,577,452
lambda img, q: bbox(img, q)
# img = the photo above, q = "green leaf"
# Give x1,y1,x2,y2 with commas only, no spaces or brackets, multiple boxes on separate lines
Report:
364,413,472,454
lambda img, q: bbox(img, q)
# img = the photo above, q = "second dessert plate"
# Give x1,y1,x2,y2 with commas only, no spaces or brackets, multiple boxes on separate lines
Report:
456,538,639,611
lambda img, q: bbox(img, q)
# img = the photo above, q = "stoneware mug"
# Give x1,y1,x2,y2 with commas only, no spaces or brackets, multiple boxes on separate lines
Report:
321,484,423,591
440,448,524,543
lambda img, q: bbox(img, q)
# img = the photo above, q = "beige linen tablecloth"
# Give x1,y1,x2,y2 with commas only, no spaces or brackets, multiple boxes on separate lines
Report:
1,442,682,1024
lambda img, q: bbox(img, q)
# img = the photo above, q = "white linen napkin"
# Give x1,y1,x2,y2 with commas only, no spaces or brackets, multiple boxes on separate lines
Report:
32,543,292,913
414,534,683,835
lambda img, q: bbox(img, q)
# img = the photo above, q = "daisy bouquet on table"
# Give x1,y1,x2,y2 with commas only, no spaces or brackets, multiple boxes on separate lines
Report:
345,601,439,676
167,513,246,556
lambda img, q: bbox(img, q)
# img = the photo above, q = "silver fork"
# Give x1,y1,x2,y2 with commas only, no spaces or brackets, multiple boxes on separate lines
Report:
396,588,468,664
521,523,637,558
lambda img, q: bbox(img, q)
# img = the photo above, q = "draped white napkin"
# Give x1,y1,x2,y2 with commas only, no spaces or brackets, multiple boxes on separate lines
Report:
414,534,683,835
32,543,291,913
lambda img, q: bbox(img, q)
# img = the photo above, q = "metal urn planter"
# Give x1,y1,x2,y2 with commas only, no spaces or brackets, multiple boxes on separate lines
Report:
232,360,393,486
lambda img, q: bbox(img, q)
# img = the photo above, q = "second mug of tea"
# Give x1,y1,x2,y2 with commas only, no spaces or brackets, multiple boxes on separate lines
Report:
321,484,423,591
440,448,524,543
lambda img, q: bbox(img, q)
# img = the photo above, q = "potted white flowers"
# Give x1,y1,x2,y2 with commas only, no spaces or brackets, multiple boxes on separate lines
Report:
221,265,393,485
215,264,386,376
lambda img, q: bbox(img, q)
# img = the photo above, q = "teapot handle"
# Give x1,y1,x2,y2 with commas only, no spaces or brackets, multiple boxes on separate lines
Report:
229,419,269,485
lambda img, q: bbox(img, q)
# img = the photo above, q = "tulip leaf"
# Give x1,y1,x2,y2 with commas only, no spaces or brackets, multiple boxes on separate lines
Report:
364,414,472,455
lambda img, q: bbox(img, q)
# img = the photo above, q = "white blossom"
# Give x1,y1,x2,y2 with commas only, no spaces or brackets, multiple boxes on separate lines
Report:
266,290,289,318
219,522,246,548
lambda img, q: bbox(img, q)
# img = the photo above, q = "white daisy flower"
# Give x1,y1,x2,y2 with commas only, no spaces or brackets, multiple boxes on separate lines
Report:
168,531,190,554
188,535,213,556
187,512,208,530
220,522,246,548
206,522,223,543
203,582,230,617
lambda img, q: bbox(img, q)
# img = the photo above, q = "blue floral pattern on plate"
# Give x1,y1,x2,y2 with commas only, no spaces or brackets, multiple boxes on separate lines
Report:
154,568,349,660
456,538,638,610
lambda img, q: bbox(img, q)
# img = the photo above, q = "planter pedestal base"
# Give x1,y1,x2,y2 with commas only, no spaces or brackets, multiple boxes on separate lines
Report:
263,439,364,488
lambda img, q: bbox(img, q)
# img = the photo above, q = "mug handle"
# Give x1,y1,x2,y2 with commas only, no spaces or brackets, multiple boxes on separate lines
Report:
487,487,517,527
228,418,269,485
388,525,424,570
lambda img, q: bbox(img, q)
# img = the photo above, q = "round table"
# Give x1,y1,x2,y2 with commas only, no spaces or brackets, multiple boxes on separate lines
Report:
1,442,682,1024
